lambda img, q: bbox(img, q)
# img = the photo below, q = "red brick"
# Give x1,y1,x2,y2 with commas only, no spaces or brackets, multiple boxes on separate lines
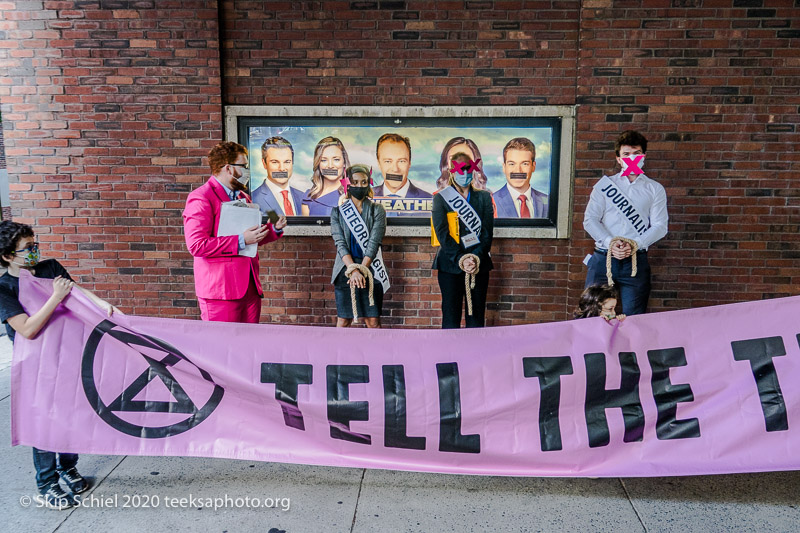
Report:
0,2,797,326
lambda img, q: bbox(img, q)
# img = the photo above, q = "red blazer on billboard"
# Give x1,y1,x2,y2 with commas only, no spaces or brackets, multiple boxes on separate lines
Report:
183,177,282,300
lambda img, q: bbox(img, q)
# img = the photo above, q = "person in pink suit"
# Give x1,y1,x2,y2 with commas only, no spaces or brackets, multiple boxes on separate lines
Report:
183,141,287,323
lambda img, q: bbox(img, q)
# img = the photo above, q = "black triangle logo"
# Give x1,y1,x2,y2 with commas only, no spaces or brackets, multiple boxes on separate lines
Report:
107,352,198,414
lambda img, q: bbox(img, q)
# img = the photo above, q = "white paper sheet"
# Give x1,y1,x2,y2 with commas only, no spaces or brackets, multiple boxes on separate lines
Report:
217,201,261,258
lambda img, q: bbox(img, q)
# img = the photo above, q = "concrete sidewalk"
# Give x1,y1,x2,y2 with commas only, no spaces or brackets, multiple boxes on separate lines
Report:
2,335,799,532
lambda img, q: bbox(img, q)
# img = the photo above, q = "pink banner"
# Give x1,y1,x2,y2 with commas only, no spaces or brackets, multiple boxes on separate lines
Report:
11,271,800,477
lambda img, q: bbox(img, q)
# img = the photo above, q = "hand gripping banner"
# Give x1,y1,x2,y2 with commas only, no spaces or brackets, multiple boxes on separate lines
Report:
11,272,800,477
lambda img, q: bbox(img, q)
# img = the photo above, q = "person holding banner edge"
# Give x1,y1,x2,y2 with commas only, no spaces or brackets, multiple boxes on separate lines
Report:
0,221,121,509
574,284,626,322
432,152,494,328
330,164,388,328
583,130,668,316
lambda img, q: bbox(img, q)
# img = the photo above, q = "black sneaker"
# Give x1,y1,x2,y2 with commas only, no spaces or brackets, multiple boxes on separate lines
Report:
58,468,88,494
41,484,77,510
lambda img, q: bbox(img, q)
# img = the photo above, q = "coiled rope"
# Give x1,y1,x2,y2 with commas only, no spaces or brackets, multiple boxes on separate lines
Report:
458,253,481,316
345,263,374,319
606,237,638,287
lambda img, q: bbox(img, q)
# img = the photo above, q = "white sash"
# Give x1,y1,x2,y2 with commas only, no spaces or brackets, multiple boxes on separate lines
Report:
339,199,390,293
439,186,481,246
597,176,649,237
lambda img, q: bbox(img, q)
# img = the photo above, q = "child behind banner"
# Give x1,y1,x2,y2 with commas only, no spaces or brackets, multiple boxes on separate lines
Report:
574,284,626,322
0,221,120,510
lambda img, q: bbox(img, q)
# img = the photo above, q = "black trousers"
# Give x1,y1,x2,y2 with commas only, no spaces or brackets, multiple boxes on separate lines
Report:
438,269,490,329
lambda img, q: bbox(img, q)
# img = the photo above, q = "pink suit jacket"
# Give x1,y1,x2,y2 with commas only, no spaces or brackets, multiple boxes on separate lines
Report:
183,177,282,300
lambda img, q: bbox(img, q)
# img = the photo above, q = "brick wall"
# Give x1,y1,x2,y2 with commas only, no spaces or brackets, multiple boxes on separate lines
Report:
0,109,5,167
0,105,9,220
1,1,798,327
574,0,800,310
0,0,222,316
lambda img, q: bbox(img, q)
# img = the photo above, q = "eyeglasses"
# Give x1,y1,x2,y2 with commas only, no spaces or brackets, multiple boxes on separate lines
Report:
15,242,39,254
229,163,249,170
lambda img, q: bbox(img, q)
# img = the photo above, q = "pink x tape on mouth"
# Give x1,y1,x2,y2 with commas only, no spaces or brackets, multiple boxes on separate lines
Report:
621,155,645,176
450,159,481,175
450,161,467,175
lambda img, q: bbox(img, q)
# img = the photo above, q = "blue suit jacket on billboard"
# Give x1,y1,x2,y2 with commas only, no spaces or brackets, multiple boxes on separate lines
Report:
493,183,549,218
251,182,305,216
373,180,433,199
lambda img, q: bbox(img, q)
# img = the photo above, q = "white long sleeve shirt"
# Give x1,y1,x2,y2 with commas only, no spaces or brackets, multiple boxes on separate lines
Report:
583,172,668,251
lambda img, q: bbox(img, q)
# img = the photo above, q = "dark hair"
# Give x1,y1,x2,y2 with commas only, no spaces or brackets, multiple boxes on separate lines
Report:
574,284,619,319
346,164,372,182
345,164,374,199
502,137,536,162
436,137,488,191
208,141,247,175
0,221,35,268
376,133,411,161
260,136,294,159
615,130,648,157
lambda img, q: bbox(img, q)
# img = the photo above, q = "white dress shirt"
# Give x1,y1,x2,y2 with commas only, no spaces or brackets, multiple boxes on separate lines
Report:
583,172,668,251
264,178,298,215
384,179,410,197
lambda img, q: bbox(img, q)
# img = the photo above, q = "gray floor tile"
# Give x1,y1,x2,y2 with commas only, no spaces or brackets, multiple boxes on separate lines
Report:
54,456,362,533
623,472,800,533
352,469,645,533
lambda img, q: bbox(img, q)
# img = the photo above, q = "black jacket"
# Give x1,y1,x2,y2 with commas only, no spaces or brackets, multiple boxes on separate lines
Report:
431,187,494,274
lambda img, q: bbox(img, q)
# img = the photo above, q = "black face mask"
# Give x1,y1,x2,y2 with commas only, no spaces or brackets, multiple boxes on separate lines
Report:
348,186,369,201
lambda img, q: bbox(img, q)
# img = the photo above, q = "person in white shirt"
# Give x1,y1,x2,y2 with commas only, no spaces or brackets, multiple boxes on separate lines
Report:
582,130,668,315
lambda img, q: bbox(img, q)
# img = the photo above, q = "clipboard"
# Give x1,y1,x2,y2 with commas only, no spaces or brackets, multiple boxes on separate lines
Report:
218,201,262,257
431,211,459,247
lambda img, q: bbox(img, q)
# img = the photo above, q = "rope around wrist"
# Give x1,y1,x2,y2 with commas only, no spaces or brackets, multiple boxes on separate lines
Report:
345,263,374,319
458,253,481,316
606,237,638,287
